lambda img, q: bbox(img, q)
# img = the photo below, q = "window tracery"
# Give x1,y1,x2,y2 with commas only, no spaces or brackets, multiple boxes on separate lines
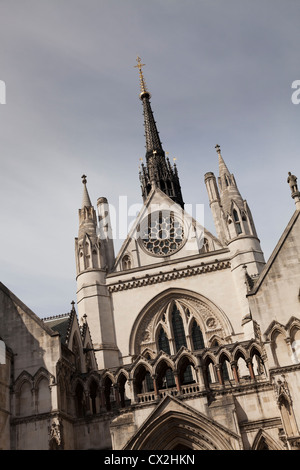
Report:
171,304,187,352
139,210,185,256
131,292,232,359
158,327,171,354
122,254,132,270
191,320,204,350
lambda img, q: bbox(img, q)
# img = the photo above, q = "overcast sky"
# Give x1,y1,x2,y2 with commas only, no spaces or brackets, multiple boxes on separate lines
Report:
0,0,299,318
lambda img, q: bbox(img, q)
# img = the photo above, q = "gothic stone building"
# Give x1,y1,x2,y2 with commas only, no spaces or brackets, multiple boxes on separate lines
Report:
1,60,300,450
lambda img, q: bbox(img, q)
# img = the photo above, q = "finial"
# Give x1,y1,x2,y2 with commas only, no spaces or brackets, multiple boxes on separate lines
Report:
81,174,92,208
135,56,145,72
71,300,76,312
134,56,151,99
215,144,221,154
138,157,143,171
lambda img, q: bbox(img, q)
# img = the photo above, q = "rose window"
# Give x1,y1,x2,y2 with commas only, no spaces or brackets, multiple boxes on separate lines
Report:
139,211,184,256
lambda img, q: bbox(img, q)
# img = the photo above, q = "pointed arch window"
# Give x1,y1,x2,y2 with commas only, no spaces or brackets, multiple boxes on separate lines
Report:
160,179,166,192
122,255,132,270
157,361,176,389
72,335,81,372
166,180,173,196
145,371,154,392
225,175,231,186
221,359,230,382
191,320,205,350
172,304,187,352
158,327,171,355
75,383,85,417
89,380,98,415
233,209,242,235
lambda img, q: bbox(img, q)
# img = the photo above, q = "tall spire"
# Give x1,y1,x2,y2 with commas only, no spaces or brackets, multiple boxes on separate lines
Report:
215,144,231,176
215,144,244,213
214,144,258,240
81,174,92,208
77,175,97,243
135,56,150,99
135,57,184,208
135,56,163,157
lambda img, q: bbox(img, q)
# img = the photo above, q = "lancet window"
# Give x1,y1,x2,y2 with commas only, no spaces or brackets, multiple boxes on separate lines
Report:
153,301,210,356
233,208,242,235
191,320,204,350
172,304,187,352
158,327,171,354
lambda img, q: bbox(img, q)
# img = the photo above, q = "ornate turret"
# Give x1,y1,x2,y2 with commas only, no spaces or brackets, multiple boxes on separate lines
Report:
205,145,265,332
214,145,258,241
135,57,184,208
76,175,99,272
75,176,119,369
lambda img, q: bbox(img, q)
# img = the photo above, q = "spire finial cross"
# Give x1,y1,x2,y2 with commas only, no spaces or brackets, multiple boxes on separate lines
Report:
215,144,221,154
134,56,145,72
134,56,149,96
81,174,87,184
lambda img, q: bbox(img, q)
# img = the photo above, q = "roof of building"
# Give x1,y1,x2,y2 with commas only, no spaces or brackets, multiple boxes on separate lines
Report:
43,313,72,344
247,209,300,295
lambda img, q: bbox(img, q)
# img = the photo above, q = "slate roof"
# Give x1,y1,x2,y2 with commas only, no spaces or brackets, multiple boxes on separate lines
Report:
43,313,72,345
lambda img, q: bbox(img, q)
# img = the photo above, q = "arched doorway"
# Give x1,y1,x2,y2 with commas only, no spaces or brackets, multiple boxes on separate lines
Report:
124,409,236,450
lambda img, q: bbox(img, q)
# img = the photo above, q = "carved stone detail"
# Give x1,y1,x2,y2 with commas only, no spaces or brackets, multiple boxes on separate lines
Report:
48,417,63,450
108,261,231,293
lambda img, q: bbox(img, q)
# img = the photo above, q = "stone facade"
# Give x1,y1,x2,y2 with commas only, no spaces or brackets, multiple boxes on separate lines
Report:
1,66,300,450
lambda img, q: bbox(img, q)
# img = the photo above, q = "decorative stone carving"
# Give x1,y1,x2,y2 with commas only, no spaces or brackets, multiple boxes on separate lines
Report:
206,318,216,329
108,260,231,293
273,375,292,407
141,330,151,343
48,417,63,450
287,172,299,194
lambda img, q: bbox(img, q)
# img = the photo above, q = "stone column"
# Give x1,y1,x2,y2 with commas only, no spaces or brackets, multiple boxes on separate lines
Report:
128,378,137,404
195,364,206,390
186,334,193,351
174,372,181,394
114,384,120,407
152,375,159,399
216,365,224,386
246,358,255,380
231,361,240,383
